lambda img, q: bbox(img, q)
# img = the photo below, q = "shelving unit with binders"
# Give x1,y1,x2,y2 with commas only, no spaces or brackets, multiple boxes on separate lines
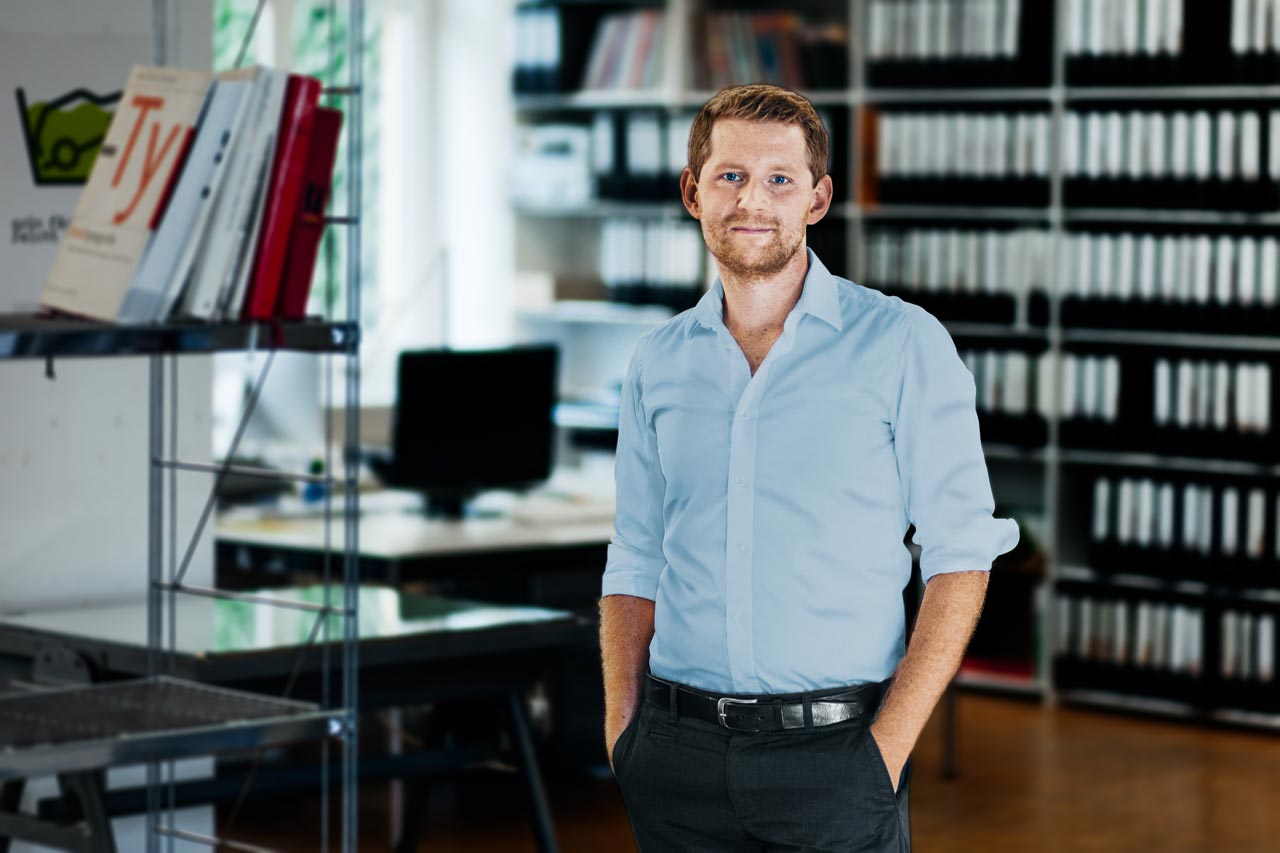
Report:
0,2,365,851
510,0,1280,728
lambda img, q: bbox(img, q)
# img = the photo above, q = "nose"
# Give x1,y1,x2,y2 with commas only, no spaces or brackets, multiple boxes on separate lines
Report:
737,176,769,212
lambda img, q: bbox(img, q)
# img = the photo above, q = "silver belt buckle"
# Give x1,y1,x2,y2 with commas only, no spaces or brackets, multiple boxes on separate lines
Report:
716,696,759,730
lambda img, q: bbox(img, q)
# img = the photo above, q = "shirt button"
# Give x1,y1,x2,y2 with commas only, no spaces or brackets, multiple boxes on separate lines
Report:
736,477,745,486
741,412,751,420
733,612,744,623
735,544,746,554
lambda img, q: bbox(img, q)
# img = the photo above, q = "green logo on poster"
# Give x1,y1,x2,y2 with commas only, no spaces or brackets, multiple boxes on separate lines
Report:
15,87,120,186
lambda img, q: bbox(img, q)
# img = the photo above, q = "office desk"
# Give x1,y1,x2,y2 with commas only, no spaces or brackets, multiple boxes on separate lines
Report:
0,586,587,853
216,511,614,601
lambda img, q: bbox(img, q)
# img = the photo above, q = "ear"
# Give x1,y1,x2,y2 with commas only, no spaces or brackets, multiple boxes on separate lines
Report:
806,174,834,226
680,167,701,220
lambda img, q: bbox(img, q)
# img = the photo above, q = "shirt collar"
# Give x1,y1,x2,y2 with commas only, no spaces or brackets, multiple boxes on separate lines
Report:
688,247,844,337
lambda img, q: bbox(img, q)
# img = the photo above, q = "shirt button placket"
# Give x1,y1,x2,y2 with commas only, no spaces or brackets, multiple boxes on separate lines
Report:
725,386,760,691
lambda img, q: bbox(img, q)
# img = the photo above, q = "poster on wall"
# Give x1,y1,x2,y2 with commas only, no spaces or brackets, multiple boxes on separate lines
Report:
0,31,149,312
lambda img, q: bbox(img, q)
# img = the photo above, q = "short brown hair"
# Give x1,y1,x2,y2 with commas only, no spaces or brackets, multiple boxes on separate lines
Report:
687,84,829,185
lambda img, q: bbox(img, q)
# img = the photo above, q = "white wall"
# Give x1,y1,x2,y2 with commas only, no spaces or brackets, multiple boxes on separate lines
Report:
1,3,215,850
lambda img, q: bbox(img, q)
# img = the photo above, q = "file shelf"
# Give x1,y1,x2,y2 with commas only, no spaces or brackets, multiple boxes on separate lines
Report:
511,0,1280,723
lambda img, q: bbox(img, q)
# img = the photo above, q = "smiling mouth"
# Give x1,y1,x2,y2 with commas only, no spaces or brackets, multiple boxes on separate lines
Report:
731,226,774,233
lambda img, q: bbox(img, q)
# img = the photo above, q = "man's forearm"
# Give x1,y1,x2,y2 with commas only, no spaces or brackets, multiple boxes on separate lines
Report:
870,570,990,786
600,593,656,757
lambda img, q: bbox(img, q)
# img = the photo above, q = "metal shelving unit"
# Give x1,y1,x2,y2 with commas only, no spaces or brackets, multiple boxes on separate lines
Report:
0,1,364,850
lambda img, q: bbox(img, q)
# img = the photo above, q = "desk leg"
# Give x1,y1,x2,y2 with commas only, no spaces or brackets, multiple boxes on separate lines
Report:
506,691,559,853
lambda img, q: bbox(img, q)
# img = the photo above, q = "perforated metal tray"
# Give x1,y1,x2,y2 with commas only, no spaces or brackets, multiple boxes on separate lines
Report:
0,677,333,779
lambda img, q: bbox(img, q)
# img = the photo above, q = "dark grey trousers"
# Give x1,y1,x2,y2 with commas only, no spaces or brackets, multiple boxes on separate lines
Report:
612,688,912,852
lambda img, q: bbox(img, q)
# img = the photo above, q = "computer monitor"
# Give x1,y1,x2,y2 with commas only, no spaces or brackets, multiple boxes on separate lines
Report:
381,344,559,518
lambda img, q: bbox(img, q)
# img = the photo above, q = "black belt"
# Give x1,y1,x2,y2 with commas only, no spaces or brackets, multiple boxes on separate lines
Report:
644,673,886,733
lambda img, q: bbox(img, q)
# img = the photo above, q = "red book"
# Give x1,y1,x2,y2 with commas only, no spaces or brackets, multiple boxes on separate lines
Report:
276,107,343,320
240,73,321,320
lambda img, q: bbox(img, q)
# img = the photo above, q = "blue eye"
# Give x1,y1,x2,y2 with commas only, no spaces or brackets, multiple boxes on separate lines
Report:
770,175,790,185
722,172,742,182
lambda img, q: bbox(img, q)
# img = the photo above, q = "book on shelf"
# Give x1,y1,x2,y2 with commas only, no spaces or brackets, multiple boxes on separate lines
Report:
581,9,664,91
39,64,338,326
240,74,321,321
182,65,290,321
277,107,343,320
41,65,212,322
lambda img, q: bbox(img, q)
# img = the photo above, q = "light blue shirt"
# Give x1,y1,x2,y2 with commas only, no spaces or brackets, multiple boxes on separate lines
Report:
602,248,1020,694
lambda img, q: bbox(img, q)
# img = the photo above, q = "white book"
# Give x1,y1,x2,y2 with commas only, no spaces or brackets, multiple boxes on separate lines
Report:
947,230,963,291
1193,235,1213,304
1215,236,1236,306
973,113,991,178
1085,112,1104,178
1080,350,1100,414
917,0,935,58
1222,487,1240,555
1194,360,1212,427
1258,615,1276,682
626,112,662,176
1106,112,1125,177
1247,487,1267,558
1102,356,1121,421
1114,600,1130,665
1148,112,1168,177
1127,111,1146,177
1037,351,1056,418
206,66,290,321
982,350,1000,410
665,113,693,176
1068,0,1086,54
1217,112,1238,179
1175,360,1194,427
1006,351,1029,414
1223,611,1240,678
1117,478,1135,543
1169,607,1186,672
1273,0,1280,52
1096,234,1114,298
1182,483,1200,551
1151,604,1169,670
1142,0,1164,54
1169,112,1190,178
1135,601,1153,666
1154,358,1172,424
1078,597,1094,659
1061,112,1079,175
1157,236,1177,301
966,231,984,294
591,112,615,175
1179,235,1198,302
1270,112,1280,180
1240,112,1261,180
1115,232,1134,299
1086,0,1105,54
1192,111,1213,180
1199,485,1214,554
1093,477,1112,541
1158,482,1175,547
1032,114,1050,177
1232,0,1252,54
869,1,888,59
1121,0,1141,54
1240,613,1255,680
1165,0,1184,53
983,231,1000,294
1188,610,1204,677
121,79,251,323
1061,352,1079,418
1255,363,1271,432
1214,361,1232,429
878,114,895,177
1238,237,1258,306
1255,0,1271,52
938,0,956,57
1137,478,1155,547
1260,238,1278,306
999,0,1019,56
1236,361,1255,431
1138,234,1157,300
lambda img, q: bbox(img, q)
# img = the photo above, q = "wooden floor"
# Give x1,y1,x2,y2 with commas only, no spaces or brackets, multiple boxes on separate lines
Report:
231,691,1280,851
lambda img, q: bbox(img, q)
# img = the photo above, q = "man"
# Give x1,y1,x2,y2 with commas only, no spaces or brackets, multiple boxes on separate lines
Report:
599,84,1019,852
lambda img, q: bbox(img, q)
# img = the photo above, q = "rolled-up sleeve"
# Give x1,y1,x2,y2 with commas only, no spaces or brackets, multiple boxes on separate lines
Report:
602,334,668,600
890,306,1020,582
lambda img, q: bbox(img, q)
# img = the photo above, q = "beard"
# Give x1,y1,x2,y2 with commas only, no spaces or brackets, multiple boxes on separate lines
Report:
702,215,806,280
